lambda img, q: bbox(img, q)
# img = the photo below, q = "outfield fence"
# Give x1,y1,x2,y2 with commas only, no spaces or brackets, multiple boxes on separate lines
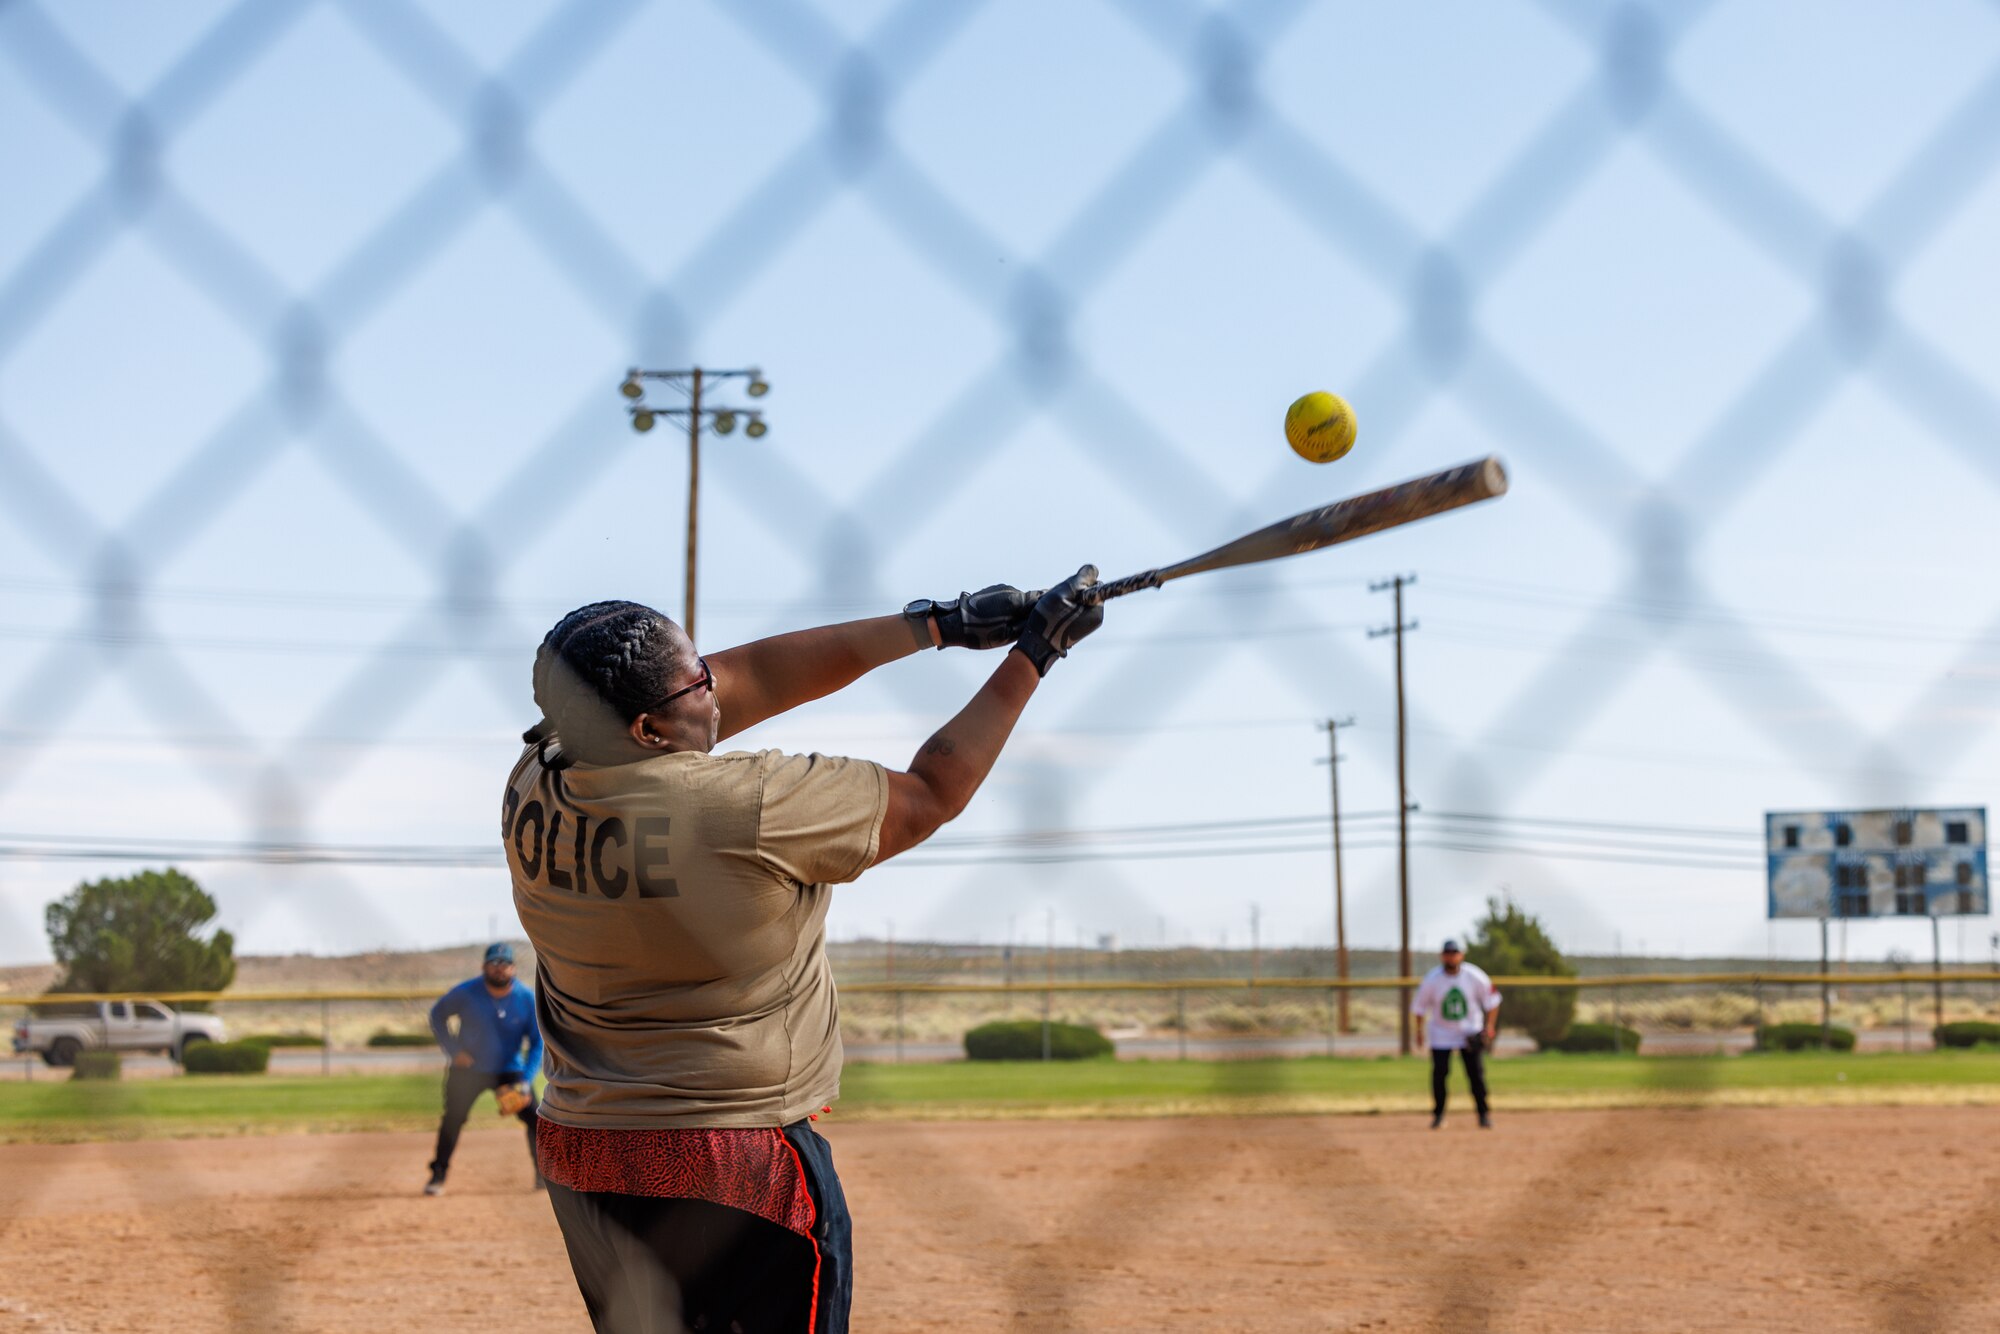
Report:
11,969,2000,1076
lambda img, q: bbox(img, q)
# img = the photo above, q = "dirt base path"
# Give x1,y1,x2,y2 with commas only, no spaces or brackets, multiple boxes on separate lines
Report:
3,1106,1997,1332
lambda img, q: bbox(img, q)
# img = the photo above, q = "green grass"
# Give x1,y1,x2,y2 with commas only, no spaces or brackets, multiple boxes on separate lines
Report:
839,1049,2000,1118
3,1051,1998,1142
0,1074,445,1141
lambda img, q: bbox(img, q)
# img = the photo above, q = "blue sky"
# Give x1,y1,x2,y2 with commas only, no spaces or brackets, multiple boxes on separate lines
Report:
5,0,2000,968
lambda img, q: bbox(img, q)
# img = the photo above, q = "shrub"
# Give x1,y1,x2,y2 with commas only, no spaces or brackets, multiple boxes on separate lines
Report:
183,1040,271,1074
1755,1022,1856,1052
964,1019,1114,1061
1548,1022,1641,1054
242,1032,324,1049
72,1049,121,1081
1933,1021,2000,1049
367,1031,433,1048
1465,896,1576,1048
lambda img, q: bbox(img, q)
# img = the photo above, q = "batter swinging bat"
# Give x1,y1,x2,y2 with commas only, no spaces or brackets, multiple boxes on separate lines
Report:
1083,455,1508,604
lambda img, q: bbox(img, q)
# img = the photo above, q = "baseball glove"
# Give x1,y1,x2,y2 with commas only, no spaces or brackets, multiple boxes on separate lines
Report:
496,1081,533,1116
1462,1032,1486,1057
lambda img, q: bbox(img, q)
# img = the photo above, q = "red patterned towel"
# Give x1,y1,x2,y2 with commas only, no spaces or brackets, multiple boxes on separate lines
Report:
535,1120,816,1237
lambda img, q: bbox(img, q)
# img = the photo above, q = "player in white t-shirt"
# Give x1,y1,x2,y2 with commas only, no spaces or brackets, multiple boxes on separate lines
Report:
1410,938,1501,1128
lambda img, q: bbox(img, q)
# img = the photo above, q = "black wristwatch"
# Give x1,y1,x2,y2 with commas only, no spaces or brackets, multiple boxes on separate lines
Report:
902,598,945,649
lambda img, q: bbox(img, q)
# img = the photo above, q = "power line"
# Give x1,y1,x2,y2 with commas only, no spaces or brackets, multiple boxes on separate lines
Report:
1424,625,1963,686
18,566,1984,648
0,807,1776,872
1,595,1980,684
0,568,1380,620
1420,810,1762,841
0,835,1758,873
1424,572,2000,648
12,721,1999,796
0,835,499,867
0,615,1378,658
892,838,1760,873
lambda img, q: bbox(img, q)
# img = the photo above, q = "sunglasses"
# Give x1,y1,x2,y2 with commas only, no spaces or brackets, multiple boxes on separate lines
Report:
649,656,714,711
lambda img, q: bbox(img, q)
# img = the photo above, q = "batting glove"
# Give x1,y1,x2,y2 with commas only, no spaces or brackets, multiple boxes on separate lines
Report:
1013,566,1103,676
906,585,1042,651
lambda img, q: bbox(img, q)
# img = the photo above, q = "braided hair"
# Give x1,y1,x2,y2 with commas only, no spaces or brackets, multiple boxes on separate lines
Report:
539,600,691,721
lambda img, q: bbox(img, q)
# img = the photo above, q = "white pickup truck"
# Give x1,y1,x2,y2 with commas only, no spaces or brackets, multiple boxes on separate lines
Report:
11,999,227,1067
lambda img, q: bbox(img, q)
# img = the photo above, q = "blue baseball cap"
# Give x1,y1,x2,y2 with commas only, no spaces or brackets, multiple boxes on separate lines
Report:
484,942,515,965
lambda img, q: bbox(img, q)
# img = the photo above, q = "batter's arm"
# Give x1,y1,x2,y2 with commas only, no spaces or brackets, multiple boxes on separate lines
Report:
709,616,921,741
873,650,1040,864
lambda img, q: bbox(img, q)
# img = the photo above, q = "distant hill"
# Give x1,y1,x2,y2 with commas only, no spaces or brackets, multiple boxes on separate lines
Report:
0,942,537,998
0,938,1915,999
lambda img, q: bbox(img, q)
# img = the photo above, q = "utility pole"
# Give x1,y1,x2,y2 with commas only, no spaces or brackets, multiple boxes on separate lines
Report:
620,366,771,643
1043,908,1055,1062
1820,917,1831,1041
1370,574,1419,1056
1250,903,1261,984
1318,717,1356,1033
684,368,701,637
887,918,901,1064
1932,913,1945,1036
1005,914,1016,991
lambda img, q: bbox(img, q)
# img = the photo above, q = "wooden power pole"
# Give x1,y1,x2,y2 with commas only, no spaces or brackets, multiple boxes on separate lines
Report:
1321,717,1356,1034
1370,575,1419,1056
683,367,702,641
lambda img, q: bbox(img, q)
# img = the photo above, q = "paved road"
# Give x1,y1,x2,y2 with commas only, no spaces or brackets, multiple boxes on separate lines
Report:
6,1026,1939,1080
5,1047,448,1081
839,1026,1940,1062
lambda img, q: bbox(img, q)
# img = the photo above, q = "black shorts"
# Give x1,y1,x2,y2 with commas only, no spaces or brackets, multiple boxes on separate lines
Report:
545,1120,851,1334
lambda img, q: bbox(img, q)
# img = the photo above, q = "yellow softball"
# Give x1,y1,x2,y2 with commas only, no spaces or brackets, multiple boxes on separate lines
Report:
1284,391,1357,464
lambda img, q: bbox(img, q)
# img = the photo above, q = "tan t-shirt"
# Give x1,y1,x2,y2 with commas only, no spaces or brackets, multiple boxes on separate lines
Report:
504,745,887,1129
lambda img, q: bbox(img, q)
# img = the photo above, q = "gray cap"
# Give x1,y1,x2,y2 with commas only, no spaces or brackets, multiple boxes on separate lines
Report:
1441,938,1464,954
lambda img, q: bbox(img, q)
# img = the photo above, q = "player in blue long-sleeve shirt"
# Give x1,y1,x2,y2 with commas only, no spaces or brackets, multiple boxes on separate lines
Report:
424,942,543,1195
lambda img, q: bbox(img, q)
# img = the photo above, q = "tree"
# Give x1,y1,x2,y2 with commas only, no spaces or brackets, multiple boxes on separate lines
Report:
44,868,236,998
1464,894,1575,1049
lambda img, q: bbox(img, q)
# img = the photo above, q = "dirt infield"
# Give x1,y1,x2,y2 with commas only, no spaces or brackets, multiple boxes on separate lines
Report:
2,1106,1996,1332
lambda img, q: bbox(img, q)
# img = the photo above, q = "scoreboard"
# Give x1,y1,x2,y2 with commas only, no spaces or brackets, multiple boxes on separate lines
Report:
1766,808,1988,919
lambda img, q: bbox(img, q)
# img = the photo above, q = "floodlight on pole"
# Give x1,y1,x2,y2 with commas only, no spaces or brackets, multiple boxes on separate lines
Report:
614,365,772,643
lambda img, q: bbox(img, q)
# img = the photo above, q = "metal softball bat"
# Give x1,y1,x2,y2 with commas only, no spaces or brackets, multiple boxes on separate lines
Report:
1082,455,1508,604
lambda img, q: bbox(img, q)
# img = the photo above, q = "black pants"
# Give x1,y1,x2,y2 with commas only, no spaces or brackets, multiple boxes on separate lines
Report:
545,1120,852,1334
430,1067,538,1178
1431,1044,1489,1117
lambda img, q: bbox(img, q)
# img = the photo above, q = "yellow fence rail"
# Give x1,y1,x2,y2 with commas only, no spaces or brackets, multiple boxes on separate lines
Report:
7,971,2000,1006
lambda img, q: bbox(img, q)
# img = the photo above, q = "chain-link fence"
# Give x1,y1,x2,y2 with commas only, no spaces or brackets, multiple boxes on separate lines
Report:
7,1,2000,1329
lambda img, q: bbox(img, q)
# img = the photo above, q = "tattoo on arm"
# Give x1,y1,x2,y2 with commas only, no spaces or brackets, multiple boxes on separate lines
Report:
923,735,957,757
